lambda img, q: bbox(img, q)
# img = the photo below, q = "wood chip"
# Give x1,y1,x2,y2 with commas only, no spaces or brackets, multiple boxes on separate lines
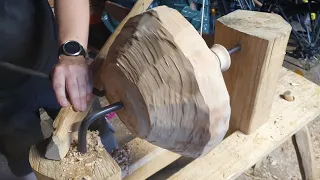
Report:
290,82,300,86
111,145,131,171
282,91,295,101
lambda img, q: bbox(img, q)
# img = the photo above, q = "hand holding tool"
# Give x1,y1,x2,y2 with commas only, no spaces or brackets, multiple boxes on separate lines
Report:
0,61,114,160
0,61,105,96
0,15,241,159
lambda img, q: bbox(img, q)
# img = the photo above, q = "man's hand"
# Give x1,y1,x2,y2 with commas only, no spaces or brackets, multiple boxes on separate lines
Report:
54,0,90,111
52,55,93,111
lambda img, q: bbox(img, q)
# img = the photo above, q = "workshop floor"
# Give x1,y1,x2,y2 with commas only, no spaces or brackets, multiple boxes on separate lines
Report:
0,58,319,180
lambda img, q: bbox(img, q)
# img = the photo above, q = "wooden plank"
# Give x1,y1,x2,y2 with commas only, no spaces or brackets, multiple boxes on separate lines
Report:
168,68,320,180
215,10,292,134
92,0,154,89
123,138,181,180
293,126,317,180
45,99,94,160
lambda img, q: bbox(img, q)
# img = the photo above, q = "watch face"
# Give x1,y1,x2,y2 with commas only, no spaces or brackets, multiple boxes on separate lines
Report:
63,41,81,56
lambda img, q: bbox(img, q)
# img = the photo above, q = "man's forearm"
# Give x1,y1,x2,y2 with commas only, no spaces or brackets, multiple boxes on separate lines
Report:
52,0,92,112
54,0,90,50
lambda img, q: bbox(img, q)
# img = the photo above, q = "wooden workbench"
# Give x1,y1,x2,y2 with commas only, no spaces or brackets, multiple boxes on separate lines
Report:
94,2,319,179
118,67,320,180
38,1,319,179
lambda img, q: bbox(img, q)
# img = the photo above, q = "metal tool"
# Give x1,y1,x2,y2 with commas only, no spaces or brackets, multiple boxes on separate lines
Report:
78,102,123,153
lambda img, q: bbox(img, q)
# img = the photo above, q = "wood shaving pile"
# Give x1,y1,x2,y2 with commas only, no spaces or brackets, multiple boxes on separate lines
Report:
60,130,104,180
111,145,131,171
58,130,132,179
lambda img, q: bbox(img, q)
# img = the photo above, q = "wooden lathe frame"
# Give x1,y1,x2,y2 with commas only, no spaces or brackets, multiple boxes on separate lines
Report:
120,67,320,180
32,0,320,179
96,1,320,179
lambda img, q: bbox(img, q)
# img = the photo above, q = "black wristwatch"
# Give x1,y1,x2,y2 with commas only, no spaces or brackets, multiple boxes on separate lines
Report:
58,40,86,57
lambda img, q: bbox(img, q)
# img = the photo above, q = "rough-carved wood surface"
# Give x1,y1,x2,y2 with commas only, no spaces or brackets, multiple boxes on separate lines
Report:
101,6,231,158
92,0,154,89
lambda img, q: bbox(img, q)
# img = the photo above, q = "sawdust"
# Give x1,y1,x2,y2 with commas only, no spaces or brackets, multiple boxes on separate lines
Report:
58,130,131,180
60,130,104,180
111,145,131,172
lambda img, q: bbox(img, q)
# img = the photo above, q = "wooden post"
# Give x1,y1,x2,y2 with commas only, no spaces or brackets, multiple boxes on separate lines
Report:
214,10,292,134
100,6,231,158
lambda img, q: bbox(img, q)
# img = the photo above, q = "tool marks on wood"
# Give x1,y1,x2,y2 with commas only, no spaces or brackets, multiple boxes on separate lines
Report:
101,6,231,158
92,0,154,89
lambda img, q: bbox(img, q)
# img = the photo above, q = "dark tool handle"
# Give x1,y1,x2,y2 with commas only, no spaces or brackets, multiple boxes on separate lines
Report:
0,61,50,79
0,61,105,96
78,102,123,153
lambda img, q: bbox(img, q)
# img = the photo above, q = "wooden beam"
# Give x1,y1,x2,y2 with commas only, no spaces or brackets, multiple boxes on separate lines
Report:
293,126,317,180
45,99,94,160
100,6,231,158
168,68,320,180
123,138,181,180
215,10,292,134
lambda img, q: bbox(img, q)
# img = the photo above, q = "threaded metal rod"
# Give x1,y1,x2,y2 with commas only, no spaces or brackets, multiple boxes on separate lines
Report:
228,45,241,55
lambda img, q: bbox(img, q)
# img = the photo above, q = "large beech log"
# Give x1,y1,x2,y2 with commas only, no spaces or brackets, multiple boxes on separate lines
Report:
101,6,231,158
